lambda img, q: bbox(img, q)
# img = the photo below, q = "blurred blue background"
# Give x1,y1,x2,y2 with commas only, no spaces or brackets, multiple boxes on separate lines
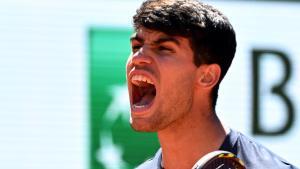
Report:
0,0,299,169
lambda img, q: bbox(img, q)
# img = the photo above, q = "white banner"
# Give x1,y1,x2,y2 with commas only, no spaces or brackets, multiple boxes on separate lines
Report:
0,0,299,168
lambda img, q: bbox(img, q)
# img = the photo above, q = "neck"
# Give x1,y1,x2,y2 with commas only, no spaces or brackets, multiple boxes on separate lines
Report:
157,109,227,169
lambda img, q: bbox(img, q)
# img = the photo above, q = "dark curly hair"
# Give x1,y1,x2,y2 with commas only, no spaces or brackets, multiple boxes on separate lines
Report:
133,0,237,109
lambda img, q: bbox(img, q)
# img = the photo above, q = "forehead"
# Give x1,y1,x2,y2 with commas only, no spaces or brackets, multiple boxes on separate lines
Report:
131,27,167,42
131,27,190,46
135,27,164,38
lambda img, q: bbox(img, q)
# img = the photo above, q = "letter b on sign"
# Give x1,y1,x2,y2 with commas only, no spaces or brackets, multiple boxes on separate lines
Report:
252,49,295,136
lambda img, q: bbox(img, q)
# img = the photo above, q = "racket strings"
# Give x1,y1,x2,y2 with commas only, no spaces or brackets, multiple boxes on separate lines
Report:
202,157,245,169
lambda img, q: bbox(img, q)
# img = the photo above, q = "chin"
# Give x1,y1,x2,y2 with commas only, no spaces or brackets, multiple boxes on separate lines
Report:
130,117,159,132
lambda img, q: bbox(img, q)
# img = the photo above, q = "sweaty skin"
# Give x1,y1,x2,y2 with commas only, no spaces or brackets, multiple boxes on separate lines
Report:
126,27,227,169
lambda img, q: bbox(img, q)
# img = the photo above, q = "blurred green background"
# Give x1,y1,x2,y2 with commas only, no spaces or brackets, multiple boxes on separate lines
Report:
0,1,299,169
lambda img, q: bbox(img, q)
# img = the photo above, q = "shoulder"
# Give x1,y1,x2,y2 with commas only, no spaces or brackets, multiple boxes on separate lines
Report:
135,148,162,169
231,130,298,169
135,159,156,169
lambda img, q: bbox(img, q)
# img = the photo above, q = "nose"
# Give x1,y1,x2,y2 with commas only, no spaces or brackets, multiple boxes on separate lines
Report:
130,47,152,66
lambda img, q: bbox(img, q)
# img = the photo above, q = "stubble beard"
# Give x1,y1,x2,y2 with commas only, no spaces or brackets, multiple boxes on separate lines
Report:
130,91,193,132
130,73,195,132
130,110,168,132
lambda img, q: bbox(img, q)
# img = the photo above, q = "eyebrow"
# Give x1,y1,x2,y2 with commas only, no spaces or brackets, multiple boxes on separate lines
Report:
130,33,144,43
130,33,181,46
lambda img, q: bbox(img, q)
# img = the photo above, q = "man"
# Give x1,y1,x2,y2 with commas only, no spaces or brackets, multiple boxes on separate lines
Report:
126,0,298,168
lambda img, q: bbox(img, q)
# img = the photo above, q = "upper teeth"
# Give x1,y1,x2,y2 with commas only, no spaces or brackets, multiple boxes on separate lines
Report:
131,75,154,85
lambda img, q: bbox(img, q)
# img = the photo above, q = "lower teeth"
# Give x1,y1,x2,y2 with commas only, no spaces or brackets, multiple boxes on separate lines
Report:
133,104,146,109
133,94,154,108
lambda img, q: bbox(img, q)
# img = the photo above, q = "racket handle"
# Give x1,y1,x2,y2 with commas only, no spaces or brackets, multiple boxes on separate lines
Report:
192,150,246,169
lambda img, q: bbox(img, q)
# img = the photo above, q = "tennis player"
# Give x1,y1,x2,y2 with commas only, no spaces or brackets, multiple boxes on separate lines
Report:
126,0,298,168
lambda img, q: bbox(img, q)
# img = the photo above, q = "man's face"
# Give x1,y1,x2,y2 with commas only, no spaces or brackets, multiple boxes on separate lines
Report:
126,27,198,132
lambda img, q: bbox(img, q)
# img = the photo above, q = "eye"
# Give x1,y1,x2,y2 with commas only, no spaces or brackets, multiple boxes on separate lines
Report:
132,45,141,53
158,46,173,52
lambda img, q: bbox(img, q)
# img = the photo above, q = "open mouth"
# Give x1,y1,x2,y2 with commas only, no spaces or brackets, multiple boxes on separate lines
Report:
131,74,156,110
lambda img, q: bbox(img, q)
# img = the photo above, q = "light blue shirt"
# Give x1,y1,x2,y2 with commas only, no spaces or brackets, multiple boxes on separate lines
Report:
135,148,163,169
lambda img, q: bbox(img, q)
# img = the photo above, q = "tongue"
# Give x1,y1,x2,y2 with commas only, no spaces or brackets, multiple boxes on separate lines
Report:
135,93,155,106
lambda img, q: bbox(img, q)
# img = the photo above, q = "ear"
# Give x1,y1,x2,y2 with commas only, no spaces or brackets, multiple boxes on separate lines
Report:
196,64,221,88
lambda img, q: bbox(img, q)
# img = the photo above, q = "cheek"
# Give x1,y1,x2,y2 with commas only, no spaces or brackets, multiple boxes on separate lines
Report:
161,63,196,84
126,60,132,75
126,54,133,68
156,57,197,94
160,69,195,99
159,66,196,107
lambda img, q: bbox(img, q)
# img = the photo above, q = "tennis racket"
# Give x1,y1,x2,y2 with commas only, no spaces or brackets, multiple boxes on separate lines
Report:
192,150,246,169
